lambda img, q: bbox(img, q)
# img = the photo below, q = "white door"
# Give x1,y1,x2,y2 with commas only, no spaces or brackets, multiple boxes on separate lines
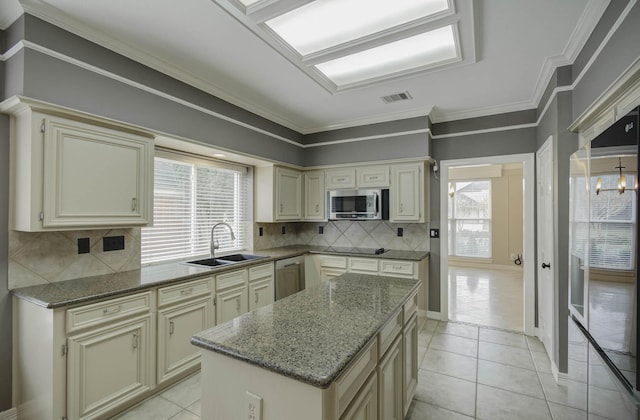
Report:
536,136,555,358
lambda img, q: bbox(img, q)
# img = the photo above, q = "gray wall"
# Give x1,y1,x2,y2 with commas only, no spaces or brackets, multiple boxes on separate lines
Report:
428,127,538,311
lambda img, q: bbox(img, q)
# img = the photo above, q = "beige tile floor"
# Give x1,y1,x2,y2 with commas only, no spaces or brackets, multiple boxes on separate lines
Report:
114,319,581,420
448,266,524,332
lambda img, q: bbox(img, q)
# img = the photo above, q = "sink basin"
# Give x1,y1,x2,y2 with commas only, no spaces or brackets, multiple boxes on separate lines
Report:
216,253,267,262
185,258,233,267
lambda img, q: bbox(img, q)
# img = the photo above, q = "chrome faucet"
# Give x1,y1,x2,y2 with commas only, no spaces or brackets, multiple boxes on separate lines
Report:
210,222,236,258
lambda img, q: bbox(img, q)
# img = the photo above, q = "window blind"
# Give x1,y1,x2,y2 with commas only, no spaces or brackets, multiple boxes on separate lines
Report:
448,180,492,258
141,153,248,264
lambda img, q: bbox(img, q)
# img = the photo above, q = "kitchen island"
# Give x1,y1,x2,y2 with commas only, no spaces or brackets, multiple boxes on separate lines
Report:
191,272,420,420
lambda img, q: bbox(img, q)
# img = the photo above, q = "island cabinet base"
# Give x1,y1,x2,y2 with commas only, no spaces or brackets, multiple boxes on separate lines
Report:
199,289,419,420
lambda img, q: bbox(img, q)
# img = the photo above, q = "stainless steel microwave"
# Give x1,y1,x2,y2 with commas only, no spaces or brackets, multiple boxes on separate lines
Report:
328,189,389,220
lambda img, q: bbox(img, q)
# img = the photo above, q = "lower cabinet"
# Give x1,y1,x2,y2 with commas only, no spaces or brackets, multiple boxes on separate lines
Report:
157,296,213,383
216,285,248,324
341,372,378,420
378,336,403,420
67,314,153,419
249,263,274,311
402,314,419,416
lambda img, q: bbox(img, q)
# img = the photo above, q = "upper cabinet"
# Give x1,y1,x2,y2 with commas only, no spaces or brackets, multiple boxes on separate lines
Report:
325,168,356,189
9,105,154,231
357,165,390,188
390,163,427,222
255,166,303,222
304,170,325,221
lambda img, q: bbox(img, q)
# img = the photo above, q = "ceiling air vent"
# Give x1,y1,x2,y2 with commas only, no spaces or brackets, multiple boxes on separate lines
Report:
381,91,412,104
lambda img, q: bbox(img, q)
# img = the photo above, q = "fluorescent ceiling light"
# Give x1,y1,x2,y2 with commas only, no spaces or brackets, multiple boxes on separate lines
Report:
316,25,458,86
266,0,450,56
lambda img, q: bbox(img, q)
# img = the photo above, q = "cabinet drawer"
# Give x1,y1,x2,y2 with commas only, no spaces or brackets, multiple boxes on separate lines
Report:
158,277,212,308
249,263,273,281
379,309,403,358
216,269,248,290
380,260,415,277
348,258,378,273
320,255,347,269
404,291,418,323
66,292,152,333
334,338,378,417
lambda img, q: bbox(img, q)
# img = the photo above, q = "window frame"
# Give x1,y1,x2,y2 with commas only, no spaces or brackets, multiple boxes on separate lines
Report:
447,179,492,259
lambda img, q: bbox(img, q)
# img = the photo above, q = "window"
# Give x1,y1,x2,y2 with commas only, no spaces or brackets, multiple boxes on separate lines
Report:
141,152,248,264
448,180,491,258
589,173,636,270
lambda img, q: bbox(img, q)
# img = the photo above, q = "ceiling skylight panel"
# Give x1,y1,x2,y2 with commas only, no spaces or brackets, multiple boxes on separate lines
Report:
315,25,458,87
265,0,451,56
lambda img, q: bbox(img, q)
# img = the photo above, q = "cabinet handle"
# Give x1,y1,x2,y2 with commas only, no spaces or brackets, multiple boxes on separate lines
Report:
337,177,344,182
315,204,319,212
180,288,193,295
132,333,138,349
280,203,283,213
169,321,175,335
103,305,122,315
400,203,404,212
236,297,241,312
255,291,259,304
131,197,137,212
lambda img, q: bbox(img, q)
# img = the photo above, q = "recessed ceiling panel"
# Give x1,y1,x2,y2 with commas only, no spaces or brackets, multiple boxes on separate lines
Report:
315,25,458,87
265,0,451,56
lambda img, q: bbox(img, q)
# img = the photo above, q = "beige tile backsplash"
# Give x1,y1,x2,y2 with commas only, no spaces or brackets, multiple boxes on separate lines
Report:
8,228,141,289
9,220,429,289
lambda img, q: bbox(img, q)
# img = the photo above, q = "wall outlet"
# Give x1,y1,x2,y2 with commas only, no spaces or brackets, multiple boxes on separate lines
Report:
430,229,440,238
246,391,262,420
281,226,286,234
397,227,403,237
319,226,324,234
103,235,125,252
258,227,263,237
77,237,90,254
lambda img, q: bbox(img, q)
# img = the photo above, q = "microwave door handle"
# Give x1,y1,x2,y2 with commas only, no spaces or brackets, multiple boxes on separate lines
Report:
375,193,379,214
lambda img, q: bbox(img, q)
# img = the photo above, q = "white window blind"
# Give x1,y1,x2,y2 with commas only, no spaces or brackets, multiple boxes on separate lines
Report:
448,180,491,258
141,152,248,264
589,174,636,270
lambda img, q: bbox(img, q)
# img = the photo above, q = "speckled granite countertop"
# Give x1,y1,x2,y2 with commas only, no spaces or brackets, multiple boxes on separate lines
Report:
10,245,428,309
191,273,419,388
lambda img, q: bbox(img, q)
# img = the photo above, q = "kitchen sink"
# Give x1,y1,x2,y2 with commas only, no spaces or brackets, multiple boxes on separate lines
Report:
185,258,233,267
216,253,267,262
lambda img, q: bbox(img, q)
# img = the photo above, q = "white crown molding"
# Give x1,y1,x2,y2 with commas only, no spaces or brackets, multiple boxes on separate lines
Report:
429,99,535,123
301,106,432,134
20,1,308,133
0,0,22,30
431,122,537,139
303,128,430,148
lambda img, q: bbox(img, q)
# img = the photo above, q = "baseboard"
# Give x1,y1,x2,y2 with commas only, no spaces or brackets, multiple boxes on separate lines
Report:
552,361,569,386
426,310,442,320
0,407,17,420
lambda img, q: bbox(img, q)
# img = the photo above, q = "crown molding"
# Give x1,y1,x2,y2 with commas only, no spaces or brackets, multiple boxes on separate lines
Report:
429,99,535,123
301,106,432,134
20,1,308,133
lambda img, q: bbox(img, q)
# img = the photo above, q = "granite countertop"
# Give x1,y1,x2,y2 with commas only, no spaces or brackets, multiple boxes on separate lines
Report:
191,273,419,388
10,245,428,309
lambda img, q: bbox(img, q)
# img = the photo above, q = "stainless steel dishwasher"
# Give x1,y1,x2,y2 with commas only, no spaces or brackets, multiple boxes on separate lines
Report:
275,256,305,300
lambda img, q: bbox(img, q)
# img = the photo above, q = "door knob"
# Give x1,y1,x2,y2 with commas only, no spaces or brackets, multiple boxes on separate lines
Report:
541,262,551,269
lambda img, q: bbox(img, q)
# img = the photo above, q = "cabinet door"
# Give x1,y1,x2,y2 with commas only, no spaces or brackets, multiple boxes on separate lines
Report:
402,315,419,415
340,372,378,420
304,171,326,221
390,164,422,222
378,336,403,420
249,278,274,311
43,116,153,228
157,297,213,383
357,166,390,188
326,169,356,189
67,315,153,419
216,285,248,324
276,167,303,220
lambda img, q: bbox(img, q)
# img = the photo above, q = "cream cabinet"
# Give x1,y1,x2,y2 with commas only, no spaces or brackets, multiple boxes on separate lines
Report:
326,168,356,189
390,163,425,222
357,165,390,188
304,170,326,221
340,373,378,420
402,314,419,416
67,314,153,419
157,278,214,384
256,166,303,222
249,263,274,311
9,106,153,231
215,269,249,324
378,336,403,420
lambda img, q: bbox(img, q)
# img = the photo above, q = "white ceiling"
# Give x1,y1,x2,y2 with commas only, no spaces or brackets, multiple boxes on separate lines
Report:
2,0,608,134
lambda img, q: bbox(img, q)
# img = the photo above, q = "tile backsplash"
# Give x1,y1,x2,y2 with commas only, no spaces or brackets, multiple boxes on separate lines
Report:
254,221,430,252
8,228,141,289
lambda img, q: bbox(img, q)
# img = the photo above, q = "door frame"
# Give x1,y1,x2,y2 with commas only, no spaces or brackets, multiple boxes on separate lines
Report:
439,153,536,335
